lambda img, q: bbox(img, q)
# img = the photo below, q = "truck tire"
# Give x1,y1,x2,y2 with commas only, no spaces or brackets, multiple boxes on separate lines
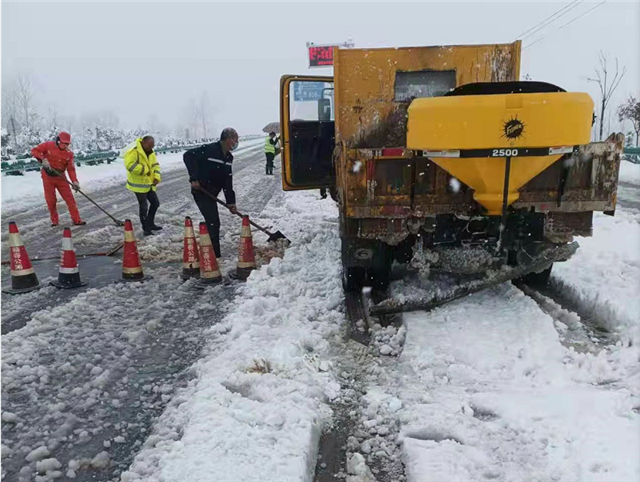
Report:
343,266,365,292
366,266,391,292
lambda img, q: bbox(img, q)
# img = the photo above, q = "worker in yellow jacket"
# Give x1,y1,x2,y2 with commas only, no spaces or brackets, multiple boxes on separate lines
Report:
124,136,162,236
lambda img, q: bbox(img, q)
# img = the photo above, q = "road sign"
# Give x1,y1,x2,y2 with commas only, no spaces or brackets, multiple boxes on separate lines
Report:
307,41,354,68
293,82,325,102
308,46,334,67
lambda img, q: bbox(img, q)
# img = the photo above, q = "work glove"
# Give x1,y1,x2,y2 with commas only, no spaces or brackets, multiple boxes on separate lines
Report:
41,159,51,170
72,182,80,191
228,204,239,215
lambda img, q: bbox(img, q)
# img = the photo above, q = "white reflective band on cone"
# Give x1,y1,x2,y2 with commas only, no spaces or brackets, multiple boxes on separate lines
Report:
241,226,252,237
185,227,195,237
200,235,212,246
124,231,136,242
11,267,35,276
201,269,221,278
237,261,256,269
8,233,24,247
59,266,79,274
61,238,74,251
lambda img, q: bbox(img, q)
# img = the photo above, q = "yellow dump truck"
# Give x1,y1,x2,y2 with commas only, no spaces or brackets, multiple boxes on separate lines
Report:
279,41,622,298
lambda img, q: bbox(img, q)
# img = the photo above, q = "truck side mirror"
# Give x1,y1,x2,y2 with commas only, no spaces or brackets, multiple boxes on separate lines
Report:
318,99,332,121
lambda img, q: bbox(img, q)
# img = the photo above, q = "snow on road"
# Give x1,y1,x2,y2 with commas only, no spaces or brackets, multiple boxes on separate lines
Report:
395,283,638,482
381,197,640,481
553,209,640,343
122,191,344,482
2,148,639,481
620,160,640,186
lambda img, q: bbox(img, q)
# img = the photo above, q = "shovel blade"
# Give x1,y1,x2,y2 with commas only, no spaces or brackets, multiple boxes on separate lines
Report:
267,231,290,246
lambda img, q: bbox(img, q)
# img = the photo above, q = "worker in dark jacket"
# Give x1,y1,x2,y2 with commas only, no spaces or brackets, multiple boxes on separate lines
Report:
183,128,239,258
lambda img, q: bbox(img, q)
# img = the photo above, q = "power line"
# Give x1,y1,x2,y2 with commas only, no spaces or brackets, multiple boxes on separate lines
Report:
559,0,609,29
520,0,586,41
515,0,578,40
522,0,610,50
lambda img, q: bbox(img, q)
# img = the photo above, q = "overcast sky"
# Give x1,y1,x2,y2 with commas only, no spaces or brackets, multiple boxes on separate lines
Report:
2,0,639,136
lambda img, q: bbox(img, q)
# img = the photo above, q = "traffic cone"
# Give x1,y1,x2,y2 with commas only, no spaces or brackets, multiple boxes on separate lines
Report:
2,222,41,294
50,227,87,289
181,217,200,280
230,215,256,281
197,222,222,285
120,219,151,282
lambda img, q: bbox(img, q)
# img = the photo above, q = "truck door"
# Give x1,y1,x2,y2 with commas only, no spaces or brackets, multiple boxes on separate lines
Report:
280,75,335,191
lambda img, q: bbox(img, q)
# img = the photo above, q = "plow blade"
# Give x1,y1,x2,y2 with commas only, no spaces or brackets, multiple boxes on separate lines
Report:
370,242,578,316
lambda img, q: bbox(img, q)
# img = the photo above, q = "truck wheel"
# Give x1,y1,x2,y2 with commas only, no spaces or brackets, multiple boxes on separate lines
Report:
343,267,365,292
519,264,553,287
367,266,391,292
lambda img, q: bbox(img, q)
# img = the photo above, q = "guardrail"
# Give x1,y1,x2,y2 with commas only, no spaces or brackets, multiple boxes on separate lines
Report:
623,147,640,164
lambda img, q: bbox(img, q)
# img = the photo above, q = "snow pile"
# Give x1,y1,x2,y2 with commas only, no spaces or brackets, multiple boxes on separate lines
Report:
620,160,640,186
552,209,640,344
346,388,405,480
122,191,345,482
370,323,407,357
395,284,639,482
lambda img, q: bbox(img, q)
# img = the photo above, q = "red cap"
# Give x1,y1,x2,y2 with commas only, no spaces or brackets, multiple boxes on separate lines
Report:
58,132,71,143
124,219,133,231
185,217,193,227
199,222,209,234
8,221,18,234
63,227,72,238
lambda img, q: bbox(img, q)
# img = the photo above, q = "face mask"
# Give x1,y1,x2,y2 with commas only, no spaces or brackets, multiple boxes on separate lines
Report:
230,140,239,151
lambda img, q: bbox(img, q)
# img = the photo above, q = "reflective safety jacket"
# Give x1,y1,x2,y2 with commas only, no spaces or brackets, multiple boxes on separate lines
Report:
264,136,276,154
124,138,161,193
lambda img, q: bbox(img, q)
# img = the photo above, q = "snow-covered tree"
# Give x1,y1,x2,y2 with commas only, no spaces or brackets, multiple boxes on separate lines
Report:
618,95,640,147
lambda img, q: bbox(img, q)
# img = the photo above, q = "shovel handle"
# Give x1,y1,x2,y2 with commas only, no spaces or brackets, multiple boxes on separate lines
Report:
50,168,124,226
197,186,271,236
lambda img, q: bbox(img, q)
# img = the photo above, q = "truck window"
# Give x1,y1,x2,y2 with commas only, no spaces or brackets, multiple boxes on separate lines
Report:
289,81,335,121
394,70,456,102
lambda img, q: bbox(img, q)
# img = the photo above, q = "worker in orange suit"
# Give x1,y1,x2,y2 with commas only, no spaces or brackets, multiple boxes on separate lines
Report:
31,132,86,227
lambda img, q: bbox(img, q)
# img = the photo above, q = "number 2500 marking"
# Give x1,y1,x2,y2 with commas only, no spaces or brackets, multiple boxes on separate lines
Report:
492,149,518,157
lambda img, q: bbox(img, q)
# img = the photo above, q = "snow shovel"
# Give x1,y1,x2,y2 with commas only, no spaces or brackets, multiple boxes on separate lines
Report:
51,168,125,227
197,186,290,245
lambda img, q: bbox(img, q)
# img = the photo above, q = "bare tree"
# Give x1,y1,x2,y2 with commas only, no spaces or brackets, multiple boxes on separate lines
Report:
191,92,213,139
1,85,20,148
618,95,640,147
15,74,39,132
587,52,626,141
49,105,59,127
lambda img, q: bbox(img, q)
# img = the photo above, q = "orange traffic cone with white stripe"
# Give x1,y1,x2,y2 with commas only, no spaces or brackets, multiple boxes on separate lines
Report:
197,222,222,286
2,222,41,294
120,219,151,282
50,227,87,289
229,215,256,281
182,217,200,280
